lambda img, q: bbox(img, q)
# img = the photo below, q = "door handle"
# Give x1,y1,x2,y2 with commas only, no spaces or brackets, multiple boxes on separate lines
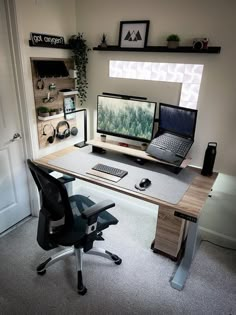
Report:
10,133,22,142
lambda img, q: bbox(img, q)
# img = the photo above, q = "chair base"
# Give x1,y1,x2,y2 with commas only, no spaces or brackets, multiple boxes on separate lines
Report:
36,246,122,295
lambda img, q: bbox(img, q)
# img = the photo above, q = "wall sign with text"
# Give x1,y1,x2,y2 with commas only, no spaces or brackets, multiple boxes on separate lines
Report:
29,33,68,49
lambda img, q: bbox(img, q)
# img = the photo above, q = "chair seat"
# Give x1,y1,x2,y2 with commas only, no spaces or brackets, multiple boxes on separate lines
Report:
51,194,118,247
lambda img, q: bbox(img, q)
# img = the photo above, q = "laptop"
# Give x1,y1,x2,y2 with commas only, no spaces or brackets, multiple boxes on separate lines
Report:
146,103,198,166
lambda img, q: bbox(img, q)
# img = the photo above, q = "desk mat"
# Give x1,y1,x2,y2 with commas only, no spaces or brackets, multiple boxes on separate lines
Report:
48,146,197,205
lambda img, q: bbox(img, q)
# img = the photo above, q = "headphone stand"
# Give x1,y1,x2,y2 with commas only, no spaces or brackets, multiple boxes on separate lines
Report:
74,141,88,148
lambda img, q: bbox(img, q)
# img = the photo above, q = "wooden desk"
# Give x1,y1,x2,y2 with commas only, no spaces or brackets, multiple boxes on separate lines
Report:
35,145,217,290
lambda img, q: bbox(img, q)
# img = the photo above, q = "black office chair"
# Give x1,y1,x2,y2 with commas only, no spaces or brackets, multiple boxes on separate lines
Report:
27,159,122,295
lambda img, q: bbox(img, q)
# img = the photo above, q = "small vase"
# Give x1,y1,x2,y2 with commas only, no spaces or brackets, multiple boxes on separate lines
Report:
101,135,106,142
167,41,179,49
100,42,107,48
50,111,57,116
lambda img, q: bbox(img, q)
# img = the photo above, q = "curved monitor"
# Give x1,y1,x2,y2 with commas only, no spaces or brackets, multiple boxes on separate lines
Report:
97,95,156,143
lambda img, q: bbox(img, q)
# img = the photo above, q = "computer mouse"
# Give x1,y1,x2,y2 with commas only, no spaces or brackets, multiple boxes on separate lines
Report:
139,178,152,189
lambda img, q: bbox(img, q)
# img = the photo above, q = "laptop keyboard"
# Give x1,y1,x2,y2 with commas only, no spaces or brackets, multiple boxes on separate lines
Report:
92,163,128,178
178,142,191,157
151,135,191,157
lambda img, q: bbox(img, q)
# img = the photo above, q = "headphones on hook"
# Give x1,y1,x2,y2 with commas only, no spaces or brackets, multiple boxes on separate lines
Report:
36,78,45,90
42,124,56,144
56,120,71,140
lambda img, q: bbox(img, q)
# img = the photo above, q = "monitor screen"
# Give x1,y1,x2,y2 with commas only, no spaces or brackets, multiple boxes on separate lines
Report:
159,103,198,139
97,95,157,142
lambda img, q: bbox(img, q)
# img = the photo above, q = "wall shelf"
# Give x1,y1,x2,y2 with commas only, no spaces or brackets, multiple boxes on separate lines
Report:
59,90,78,97
93,45,221,54
37,113,64,121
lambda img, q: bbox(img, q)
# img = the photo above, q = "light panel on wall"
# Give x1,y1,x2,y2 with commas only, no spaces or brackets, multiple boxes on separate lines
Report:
109,60,204,109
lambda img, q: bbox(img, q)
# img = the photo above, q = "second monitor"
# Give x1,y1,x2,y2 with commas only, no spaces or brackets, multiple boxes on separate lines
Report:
97,94,157,143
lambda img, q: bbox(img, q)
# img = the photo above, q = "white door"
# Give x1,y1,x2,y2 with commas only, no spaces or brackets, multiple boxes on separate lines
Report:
0,0,31,233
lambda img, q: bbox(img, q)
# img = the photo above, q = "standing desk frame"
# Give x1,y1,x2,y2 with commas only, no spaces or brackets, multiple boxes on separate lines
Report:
34,146,217,290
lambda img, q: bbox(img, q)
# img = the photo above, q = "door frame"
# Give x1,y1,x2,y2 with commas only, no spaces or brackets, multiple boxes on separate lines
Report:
4,0,36,215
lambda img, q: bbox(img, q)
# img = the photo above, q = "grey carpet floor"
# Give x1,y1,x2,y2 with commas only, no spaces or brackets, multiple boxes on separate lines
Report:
0,204,235,315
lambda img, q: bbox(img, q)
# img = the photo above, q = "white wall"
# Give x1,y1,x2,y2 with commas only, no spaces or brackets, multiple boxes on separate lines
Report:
200,174,236,246
76,0,236,175
15,0,78,158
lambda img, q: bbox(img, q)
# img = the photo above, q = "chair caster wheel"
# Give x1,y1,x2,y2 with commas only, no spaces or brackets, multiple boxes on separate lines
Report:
37,269,46,276
110,253,122,265
78,286,87,295
115,258,122,265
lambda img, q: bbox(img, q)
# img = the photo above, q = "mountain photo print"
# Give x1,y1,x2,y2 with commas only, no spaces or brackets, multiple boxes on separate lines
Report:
119,20,150,48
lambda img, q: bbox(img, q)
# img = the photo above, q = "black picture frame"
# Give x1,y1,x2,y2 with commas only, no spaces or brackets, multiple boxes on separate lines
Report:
118,20,150,49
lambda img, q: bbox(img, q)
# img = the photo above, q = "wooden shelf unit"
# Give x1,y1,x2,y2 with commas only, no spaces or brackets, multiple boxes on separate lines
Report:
93,45,221,54
31,57,78,148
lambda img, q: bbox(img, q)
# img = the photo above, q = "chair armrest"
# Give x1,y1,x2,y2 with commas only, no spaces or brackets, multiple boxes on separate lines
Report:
82,200,115,219
82,199,115,253
58,175,75,184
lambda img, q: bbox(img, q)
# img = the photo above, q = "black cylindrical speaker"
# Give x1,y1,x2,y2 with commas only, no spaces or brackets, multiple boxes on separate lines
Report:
201,142,217,176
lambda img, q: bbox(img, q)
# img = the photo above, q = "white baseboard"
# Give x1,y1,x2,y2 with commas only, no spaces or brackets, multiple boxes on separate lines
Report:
199,226,236,248
0,215,32,238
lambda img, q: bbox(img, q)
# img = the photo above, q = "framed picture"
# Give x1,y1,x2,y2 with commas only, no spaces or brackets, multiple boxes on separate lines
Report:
118,20,150,49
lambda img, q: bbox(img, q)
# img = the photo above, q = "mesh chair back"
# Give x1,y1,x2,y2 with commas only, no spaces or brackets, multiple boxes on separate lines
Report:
27,160,73,249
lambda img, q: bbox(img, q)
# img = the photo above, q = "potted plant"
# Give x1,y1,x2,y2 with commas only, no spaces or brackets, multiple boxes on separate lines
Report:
69,33,91,106
49,108,57,116
37,106,50,117
99,33,108,48
56,108,63,114
166,34,180,49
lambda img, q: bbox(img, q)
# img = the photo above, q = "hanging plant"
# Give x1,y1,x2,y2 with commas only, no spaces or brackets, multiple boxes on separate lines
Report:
69,33,91,106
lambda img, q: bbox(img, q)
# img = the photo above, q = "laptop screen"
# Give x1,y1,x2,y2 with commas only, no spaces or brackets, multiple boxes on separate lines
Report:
159,103,198,139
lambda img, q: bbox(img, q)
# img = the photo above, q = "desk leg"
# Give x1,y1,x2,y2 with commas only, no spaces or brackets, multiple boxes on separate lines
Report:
170,220,200,290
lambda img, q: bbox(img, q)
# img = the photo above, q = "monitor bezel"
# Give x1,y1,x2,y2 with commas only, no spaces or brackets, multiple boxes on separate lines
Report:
158,103,198,140
97,94,157,143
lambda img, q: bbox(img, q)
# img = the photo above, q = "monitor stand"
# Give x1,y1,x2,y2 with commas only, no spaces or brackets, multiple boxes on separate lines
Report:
87,138,191,171
92,145,106,154
123,154,146,166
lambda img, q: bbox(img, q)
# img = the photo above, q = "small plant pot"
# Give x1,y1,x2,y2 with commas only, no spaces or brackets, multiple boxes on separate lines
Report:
167,41,179,49
140,143,148,151
55,108,63,115
50,111,57,116
100,42,107,48
100,135,106,142
38,112,50,117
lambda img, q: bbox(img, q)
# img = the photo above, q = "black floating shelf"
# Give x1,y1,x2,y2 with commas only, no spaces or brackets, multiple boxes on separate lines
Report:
93,45,221,54
29,40,70,49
